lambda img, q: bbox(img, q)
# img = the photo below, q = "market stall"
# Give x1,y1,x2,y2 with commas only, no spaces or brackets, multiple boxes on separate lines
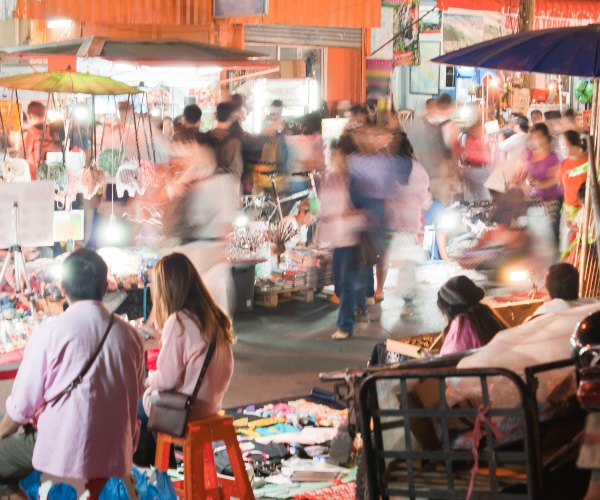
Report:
0,37,276,128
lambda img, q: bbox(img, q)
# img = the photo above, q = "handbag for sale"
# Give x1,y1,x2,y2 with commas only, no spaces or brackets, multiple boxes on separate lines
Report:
148,335,217,437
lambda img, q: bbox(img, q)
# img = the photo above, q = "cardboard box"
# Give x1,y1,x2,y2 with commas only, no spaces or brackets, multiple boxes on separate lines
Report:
386,332,444,359
483,297,545,327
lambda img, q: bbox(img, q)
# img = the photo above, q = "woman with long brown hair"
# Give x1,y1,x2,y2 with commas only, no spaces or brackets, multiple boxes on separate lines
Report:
141,253,235,423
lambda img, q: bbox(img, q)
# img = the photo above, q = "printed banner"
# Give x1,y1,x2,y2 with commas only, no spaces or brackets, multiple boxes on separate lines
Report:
386,0,420,67
443,12,485,53
370,6,395,60
366,59,393,101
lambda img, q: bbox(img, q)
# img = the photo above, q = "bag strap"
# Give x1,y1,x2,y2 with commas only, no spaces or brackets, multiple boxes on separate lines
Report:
186,334,217,409
49,314,115,407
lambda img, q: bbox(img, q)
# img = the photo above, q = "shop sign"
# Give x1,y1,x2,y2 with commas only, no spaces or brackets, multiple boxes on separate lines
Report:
322,118,348,140
261,81,310,107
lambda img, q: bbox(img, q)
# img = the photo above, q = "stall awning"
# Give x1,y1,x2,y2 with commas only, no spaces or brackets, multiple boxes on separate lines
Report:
0,37,276,69
437,0,600,20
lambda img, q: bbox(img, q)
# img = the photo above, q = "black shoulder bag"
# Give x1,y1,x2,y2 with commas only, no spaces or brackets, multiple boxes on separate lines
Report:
48,314,115,408
148,335,217,437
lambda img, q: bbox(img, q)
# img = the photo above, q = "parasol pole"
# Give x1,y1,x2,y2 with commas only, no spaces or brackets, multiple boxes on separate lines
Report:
36,92,52,172
14,90,26,158
0,102,7,161
582,78,600,296
92,96,96,162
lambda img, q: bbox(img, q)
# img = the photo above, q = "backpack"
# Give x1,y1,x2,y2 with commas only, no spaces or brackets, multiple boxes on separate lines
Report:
208,130,237,174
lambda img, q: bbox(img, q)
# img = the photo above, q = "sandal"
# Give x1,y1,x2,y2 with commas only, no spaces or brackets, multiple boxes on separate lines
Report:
374,293,385,302
332,330,351,340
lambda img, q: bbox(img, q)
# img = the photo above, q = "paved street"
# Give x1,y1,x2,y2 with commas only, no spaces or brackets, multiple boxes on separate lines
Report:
224,262,491,408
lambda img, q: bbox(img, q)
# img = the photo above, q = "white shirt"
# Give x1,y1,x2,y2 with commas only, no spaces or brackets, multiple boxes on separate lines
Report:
534,297,599,316
500,132,528,163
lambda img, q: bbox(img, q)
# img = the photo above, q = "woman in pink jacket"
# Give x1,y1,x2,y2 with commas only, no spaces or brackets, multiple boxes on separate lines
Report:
377,134,429,303
140,253,235,433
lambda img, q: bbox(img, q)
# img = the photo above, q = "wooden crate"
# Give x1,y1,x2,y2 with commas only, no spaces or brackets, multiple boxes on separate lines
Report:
254,286,315,308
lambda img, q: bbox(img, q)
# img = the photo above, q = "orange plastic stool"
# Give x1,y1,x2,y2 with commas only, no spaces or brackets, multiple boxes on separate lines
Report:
155,415,254,500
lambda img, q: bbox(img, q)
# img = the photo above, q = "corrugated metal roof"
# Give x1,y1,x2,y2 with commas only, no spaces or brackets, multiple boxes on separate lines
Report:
245,24,363,49
14,0,381,29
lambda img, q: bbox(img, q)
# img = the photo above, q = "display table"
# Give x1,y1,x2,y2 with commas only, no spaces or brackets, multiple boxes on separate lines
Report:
0,351,22,381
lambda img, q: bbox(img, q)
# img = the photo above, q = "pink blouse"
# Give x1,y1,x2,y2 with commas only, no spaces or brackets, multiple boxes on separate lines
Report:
440,316,482,356
143,311,234,421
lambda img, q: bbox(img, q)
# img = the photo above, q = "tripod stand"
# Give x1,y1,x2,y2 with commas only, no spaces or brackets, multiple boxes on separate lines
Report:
0,202,39,323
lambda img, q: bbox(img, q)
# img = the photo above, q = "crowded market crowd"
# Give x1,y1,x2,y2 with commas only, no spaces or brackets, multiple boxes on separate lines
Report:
2,89,600,499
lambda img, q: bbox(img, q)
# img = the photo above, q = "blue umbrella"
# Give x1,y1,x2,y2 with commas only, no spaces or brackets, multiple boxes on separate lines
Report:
432,24,600,77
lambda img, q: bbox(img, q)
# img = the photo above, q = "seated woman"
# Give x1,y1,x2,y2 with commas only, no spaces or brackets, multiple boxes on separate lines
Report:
438,276,506,355
141,253,235,424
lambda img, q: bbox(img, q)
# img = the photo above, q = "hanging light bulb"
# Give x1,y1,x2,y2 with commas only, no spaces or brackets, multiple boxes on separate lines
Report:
105,214,121,243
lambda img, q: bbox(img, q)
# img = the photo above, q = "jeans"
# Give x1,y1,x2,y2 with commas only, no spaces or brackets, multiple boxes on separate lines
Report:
350,192,385,300
333,246,365,335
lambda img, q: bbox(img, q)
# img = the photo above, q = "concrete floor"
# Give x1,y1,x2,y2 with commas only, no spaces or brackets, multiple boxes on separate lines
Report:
222,262,484,408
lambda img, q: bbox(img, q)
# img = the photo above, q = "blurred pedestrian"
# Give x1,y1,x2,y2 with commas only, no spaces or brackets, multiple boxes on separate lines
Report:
517,123,563,243
172,104,202,143
377,133,429,303
163,133,237,313
24,101,61,180
314,143,366,340
172,115,185,136
162,116,173,137
531,110,543,125
209,102,243,181
557,130,588,254
459,115,493,203
408,93,460,205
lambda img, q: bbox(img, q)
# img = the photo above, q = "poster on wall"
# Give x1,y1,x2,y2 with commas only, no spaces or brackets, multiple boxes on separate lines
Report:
214,0,267,17
410,41,440,95
419,6,441,34
370,6,395,60
385,0,420,67
443,12,484,53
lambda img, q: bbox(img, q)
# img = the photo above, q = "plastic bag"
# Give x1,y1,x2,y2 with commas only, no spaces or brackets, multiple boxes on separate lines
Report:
154,470,177,500
131,466,159,500
99,478,130,500
19,470,41,500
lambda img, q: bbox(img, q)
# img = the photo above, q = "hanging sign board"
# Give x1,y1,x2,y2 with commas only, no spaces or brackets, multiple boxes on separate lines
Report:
53,210,85,241
0,181,55,248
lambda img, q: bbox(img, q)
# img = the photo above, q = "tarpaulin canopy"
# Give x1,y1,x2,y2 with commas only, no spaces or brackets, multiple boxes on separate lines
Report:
0,36,274,69
433,23,600,77
437,0,600,20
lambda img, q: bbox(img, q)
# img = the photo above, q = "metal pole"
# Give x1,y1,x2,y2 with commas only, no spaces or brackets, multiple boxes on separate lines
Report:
518,0,536,90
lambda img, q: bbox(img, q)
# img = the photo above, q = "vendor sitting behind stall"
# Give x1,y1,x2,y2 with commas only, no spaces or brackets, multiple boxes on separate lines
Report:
533,263,598,317
438,276,506,355
282,199,315,249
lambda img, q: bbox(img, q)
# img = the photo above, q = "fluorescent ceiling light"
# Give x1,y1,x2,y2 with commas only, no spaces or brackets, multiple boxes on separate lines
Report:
47,19,72,29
